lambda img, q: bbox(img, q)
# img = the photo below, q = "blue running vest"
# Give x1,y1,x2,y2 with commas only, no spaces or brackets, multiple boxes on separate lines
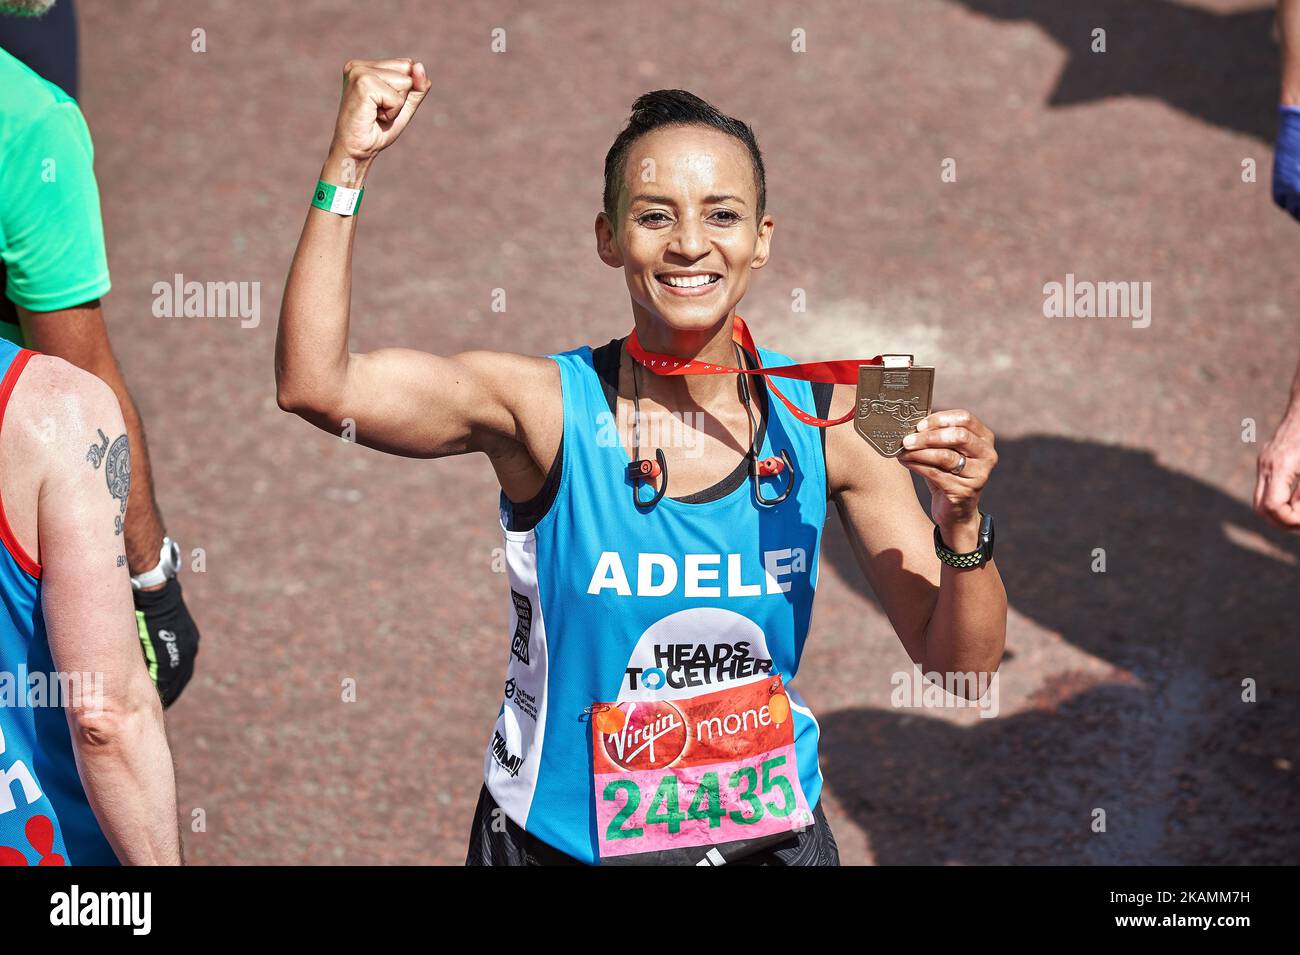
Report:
0,339,117,865
484,341,828,864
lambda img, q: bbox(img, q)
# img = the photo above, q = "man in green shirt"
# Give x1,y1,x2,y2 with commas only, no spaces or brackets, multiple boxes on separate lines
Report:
0,34,200,706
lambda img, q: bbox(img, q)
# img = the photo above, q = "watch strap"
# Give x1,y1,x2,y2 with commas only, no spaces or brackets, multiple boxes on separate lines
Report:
934,513,992,569
131,537,181,591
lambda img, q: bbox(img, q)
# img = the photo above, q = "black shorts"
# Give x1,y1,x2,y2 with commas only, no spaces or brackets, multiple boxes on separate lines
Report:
465,782,841,866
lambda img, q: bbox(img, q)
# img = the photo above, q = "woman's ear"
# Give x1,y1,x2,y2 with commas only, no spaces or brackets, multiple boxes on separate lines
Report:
751,213,775,269
595,211,624,268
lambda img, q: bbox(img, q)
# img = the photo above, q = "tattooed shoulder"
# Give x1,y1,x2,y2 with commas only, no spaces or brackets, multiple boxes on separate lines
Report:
86,428,131,536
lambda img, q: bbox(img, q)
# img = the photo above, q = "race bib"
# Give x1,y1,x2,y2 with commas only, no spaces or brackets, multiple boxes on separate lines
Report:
590,675,813,865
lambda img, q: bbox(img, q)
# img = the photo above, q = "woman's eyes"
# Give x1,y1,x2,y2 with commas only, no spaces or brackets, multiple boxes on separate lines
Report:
636,210,741,226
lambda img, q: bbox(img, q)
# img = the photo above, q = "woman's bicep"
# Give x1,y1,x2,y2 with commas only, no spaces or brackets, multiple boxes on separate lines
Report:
320,347,552,459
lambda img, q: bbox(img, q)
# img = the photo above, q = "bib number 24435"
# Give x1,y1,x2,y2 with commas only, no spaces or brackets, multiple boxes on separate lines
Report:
590,676,813,864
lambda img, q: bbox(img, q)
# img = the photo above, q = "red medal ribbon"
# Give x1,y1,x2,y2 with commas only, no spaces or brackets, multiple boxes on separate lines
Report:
625,314,886,428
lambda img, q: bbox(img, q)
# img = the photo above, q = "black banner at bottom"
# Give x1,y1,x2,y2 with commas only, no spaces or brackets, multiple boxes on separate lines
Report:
0,864,1283,939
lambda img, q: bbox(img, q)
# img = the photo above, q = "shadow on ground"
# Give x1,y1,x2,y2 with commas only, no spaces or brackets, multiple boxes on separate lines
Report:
949,0,1281,143
818,434,1300,863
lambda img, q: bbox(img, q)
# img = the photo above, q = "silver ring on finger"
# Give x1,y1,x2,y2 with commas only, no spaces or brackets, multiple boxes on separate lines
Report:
950,453,967,475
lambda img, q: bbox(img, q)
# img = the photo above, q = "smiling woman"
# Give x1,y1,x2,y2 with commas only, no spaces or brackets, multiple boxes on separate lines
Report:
275,64,1007,867
596,90,773,353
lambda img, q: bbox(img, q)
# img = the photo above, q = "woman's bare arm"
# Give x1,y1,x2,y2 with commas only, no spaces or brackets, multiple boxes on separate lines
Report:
275,58,553,460
825,382,1007,688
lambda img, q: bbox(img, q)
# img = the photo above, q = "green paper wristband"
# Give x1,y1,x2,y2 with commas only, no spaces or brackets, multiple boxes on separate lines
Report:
311,179,364,216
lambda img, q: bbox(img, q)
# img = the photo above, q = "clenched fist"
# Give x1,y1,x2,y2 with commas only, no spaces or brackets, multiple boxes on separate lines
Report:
328,58,431,176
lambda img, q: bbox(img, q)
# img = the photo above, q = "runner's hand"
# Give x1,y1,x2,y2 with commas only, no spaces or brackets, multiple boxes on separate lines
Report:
331,58,431,163
1253,413,1300,529
133,577,200,708
897,409,997,535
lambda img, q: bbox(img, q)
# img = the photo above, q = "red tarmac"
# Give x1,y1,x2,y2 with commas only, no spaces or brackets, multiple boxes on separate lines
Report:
80,0,1298,863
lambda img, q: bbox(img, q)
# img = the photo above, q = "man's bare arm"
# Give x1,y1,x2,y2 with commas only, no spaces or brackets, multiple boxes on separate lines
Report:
18,301,167,577
16,357,181,864
1281,0,1300,105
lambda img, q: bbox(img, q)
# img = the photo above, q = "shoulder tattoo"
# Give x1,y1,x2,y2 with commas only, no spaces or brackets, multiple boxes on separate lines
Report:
87,428,131,535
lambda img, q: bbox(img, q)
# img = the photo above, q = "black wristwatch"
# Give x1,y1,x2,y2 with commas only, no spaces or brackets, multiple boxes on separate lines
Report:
934,511,994,569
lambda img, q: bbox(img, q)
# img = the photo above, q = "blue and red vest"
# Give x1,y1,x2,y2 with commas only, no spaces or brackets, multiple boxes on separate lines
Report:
0,338,117,865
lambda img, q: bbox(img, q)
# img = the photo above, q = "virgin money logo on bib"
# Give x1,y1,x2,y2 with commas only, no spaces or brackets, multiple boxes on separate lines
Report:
601,700,688,772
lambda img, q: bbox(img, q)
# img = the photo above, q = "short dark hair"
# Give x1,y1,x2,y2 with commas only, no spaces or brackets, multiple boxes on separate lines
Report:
602,89,766,225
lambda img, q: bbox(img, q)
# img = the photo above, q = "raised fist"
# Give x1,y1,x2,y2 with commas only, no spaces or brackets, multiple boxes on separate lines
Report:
331,58,431,162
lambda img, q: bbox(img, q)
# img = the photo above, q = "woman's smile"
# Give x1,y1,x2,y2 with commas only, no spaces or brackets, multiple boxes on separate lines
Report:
655,270,723,297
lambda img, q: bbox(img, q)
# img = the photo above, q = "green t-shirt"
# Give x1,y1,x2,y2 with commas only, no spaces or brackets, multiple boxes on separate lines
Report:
0,46,110,345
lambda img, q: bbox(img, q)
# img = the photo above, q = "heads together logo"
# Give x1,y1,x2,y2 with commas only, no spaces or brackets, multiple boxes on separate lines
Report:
152,273,260,328
1043,273,1151,329
619,608,776,701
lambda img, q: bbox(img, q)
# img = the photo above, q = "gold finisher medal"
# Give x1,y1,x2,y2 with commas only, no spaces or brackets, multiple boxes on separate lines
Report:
855,356,934,456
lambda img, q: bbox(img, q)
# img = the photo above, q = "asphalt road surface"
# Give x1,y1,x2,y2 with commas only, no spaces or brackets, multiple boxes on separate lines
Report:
70,0,1300,864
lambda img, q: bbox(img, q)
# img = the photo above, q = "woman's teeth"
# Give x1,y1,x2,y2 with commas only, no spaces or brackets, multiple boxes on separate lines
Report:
658,274,720,288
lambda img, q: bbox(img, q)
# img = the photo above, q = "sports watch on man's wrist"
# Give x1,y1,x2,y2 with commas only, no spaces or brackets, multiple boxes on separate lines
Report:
130,536,182,591
934,512,994,569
